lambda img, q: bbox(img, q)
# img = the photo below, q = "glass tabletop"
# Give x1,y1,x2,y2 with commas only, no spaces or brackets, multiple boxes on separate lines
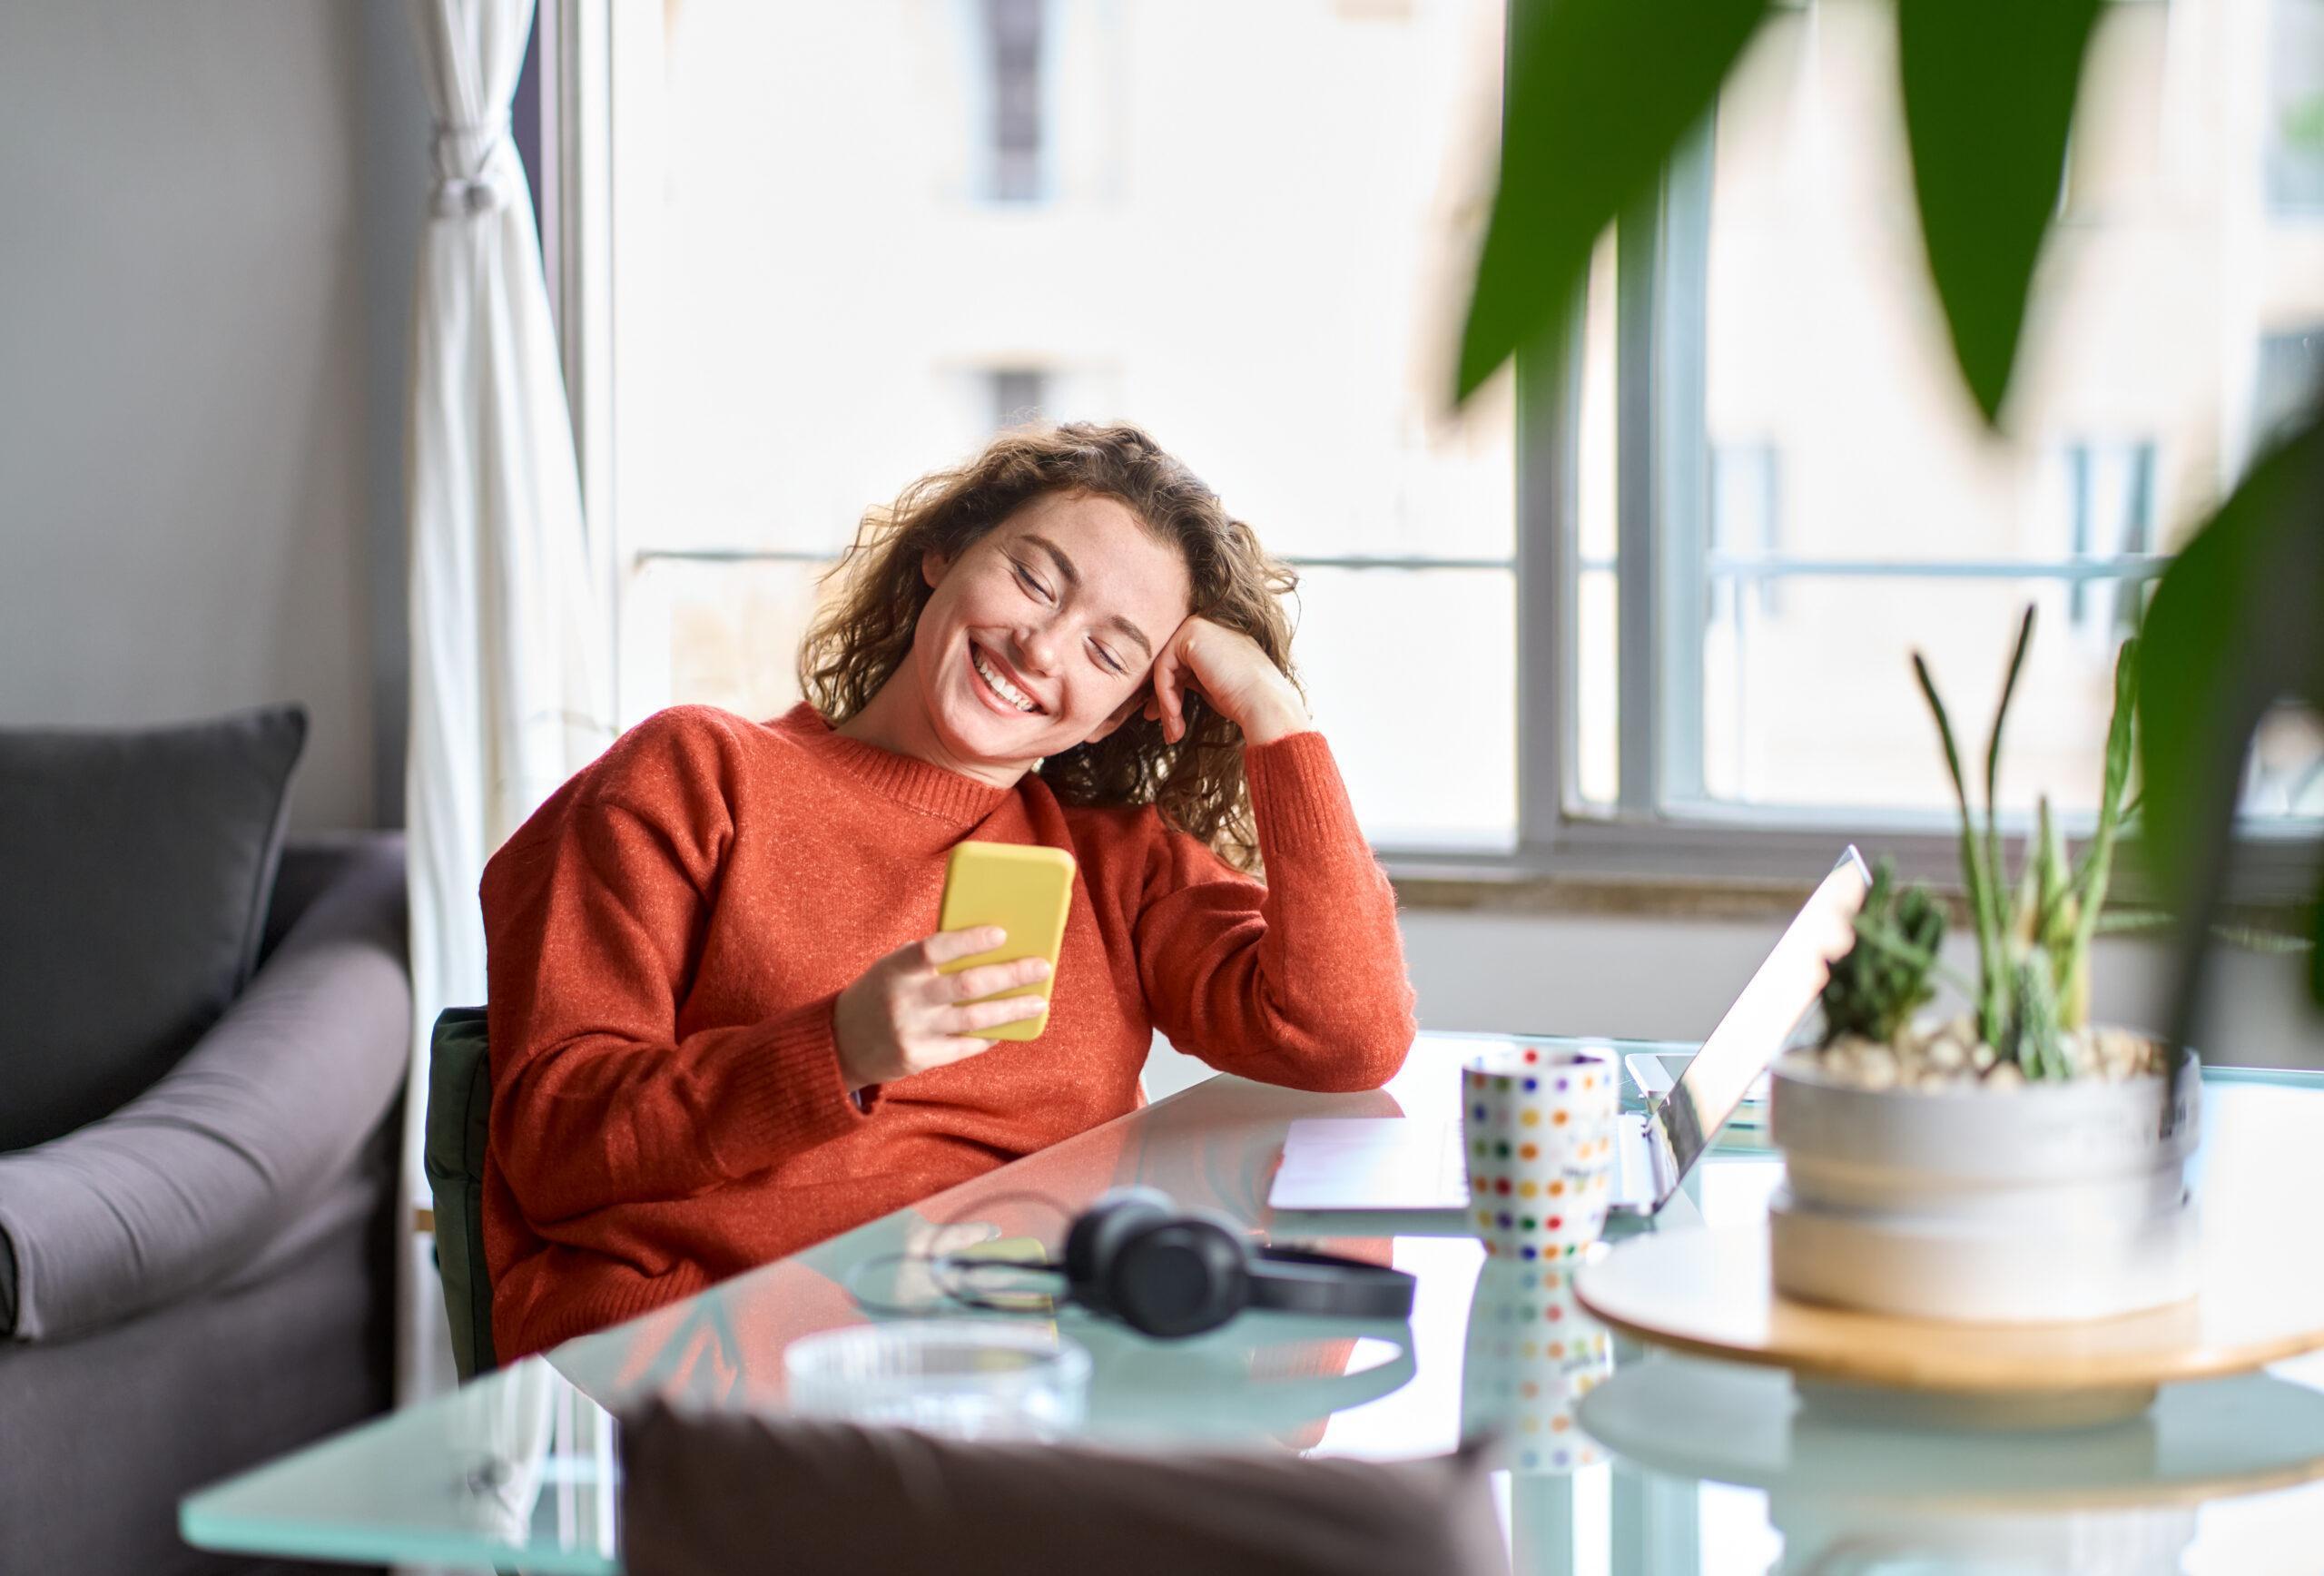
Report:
180,1036,2324,1573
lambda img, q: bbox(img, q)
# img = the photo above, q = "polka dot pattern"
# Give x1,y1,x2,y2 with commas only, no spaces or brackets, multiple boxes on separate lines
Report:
1459,1258,1610,1477
1462,1045,1619,1261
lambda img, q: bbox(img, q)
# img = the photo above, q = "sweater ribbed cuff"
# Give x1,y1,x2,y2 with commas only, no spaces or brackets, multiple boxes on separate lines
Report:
1246,731,1366,864
734,996,875,1167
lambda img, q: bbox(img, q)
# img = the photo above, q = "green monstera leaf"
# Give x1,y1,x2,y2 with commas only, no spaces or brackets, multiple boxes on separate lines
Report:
1454,0,1769,405
1896,0,2104,426
2138,409,2324,1036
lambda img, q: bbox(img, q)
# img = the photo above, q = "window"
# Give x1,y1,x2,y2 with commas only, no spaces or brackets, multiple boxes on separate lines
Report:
977,0,1050,202
595,0,1516,852
989,367,1049,429
1542,0,2324,882
2270,0,2324,213
568,0,2320,883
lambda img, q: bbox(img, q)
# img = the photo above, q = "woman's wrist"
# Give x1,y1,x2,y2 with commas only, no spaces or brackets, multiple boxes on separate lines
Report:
1237,695,1313,747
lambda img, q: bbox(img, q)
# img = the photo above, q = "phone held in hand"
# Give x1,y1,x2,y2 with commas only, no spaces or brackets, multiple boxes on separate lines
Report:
938,842,1077,1040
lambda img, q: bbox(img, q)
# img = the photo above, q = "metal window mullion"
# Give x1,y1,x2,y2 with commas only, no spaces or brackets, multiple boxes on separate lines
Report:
556,0,620,714
1655,116,1714,809
1614,192,1661,815
1516,278,1585,857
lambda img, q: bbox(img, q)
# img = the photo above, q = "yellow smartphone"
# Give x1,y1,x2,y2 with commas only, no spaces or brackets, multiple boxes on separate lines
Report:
937,842,1077,1040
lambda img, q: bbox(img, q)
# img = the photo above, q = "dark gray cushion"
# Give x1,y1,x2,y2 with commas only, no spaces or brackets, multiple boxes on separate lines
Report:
0,705,306,1152
0,832,407,1342
616,1401,1508,1576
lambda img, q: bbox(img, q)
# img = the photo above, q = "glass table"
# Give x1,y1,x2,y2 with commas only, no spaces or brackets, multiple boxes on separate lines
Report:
180,1035,2324,1573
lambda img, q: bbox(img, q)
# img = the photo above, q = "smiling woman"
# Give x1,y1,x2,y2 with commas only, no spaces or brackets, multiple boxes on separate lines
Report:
475,422,1418,1361
802,424,1318,872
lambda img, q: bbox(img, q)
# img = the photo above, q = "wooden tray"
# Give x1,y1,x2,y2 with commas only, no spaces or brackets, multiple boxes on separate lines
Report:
1574,1226,2324,1428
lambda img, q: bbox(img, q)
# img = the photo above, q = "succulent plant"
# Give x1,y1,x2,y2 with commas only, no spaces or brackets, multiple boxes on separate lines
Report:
1820,857,1945,1046
1820,607,2140,1078
1905,606,2140,1078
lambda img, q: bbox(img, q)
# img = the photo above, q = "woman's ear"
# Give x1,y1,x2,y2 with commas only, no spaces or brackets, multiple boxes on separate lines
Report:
921,547,950,589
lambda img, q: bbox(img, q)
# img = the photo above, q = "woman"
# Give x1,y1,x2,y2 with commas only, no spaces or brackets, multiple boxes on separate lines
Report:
479,422,1417,1361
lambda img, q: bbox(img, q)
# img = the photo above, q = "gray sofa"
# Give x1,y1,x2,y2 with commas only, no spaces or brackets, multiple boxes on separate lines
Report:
0,832,411,1574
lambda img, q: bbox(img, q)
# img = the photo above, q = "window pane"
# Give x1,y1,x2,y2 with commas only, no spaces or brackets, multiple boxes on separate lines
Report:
1689,0,2324,815
1295,566,1514,849
1701,575,2140,813
1573,231,1620,809
622,557,832,725
608,0,1515,846
1575,566,1619,808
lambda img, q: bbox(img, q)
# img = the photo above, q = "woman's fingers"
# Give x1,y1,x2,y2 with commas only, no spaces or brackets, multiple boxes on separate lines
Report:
917,925,1006,970
942,955,1051,1002
1152,639,1188,743
947,993,1052,1033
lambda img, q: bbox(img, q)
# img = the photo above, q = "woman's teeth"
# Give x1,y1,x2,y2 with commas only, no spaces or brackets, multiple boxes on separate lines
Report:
972,647,1038,712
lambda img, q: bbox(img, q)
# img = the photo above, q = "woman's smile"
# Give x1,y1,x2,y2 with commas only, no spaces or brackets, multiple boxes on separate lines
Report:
968,641,1044,714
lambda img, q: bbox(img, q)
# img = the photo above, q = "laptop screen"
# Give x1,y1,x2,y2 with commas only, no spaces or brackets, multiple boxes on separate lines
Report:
1644,847,1871,1195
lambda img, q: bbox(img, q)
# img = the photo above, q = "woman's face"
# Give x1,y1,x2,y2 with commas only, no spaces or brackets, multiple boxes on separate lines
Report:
910,490,1194,777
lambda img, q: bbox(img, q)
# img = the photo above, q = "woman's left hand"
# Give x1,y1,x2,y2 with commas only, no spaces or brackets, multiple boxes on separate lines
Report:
1145,616,1311,746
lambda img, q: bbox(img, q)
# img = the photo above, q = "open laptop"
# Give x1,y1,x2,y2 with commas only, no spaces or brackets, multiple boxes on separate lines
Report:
1267,847,1871,1219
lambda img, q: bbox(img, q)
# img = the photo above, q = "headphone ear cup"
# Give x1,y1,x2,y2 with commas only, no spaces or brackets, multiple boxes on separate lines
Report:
1106,1216,1250,1339
1063,1187,1176,1315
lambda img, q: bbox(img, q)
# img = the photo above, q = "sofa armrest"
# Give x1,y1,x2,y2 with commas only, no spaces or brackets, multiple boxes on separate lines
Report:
0,833,409,1343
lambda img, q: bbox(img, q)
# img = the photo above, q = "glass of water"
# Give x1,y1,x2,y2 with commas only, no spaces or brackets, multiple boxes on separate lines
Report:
783,1321,1091,1441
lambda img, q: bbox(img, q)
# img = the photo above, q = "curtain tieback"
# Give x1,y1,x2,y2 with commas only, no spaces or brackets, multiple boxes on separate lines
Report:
431,121,519,218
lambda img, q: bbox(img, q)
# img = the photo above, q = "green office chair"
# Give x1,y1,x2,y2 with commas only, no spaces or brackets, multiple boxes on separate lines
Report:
424,1006,497,1382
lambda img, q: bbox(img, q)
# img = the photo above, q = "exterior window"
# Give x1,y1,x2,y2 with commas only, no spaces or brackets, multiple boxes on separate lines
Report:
1567,0,2319,867
2270,0,2324,213
981,0,1048,202
989,367,1048,430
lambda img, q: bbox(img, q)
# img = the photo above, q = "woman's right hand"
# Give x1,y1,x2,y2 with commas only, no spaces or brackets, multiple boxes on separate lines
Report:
832,926,1052,1092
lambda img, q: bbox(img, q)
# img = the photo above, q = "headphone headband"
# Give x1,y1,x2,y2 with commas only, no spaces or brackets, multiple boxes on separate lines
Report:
1246,1245,1418,1321
1060,1187,1416,1337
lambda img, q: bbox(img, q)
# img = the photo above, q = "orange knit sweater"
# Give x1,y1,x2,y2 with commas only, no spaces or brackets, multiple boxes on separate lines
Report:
478,703,1416,1359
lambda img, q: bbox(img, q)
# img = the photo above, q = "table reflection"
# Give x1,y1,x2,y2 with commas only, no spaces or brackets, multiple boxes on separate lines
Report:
1579,1355,2324,1575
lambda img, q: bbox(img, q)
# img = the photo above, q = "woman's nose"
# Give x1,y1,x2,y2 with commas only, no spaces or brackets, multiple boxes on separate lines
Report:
1014,621,1061,675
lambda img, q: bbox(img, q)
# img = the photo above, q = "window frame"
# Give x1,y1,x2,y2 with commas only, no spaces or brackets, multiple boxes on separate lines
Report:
1441,88,2322,911
546,0,2318,910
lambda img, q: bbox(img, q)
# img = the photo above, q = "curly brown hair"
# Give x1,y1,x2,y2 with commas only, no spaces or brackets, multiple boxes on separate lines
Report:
798,421,1301,872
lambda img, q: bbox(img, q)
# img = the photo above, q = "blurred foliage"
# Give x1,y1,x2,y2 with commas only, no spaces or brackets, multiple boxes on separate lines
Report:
1454,0,1768,402
2137,415,2324,1031
2283,95,2324,154
1820,858,1945,1047
1896,0,2102,425
1458,0,2324,1029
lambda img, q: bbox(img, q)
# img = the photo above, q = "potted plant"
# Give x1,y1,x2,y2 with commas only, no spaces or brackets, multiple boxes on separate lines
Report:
1767,606,2203,1324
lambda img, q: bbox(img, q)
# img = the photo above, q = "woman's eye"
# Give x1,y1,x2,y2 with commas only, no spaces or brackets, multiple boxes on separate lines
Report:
1090,640,1124,675
1012,563,1052,602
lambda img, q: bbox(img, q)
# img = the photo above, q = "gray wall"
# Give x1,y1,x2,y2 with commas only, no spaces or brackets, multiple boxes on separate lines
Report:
1145,907,2321,1098
0,0,425,832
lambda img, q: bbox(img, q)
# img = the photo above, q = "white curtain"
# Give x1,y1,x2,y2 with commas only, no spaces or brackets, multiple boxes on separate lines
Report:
402,0,615,1403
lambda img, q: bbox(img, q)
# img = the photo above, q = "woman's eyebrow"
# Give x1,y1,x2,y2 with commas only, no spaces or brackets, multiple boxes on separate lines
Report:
1023,533,1154,658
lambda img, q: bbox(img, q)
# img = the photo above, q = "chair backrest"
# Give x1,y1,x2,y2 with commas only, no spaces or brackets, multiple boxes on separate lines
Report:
424,1006,497,1382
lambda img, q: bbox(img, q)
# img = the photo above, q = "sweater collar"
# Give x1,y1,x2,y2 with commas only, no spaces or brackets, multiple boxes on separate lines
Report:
783,703,1015,824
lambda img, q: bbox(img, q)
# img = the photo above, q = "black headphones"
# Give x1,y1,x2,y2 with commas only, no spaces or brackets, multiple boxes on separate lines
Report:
1055,1187,1417,1339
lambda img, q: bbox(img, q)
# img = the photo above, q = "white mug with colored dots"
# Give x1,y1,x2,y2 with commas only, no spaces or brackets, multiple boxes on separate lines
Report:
1461,1044,1620,1261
